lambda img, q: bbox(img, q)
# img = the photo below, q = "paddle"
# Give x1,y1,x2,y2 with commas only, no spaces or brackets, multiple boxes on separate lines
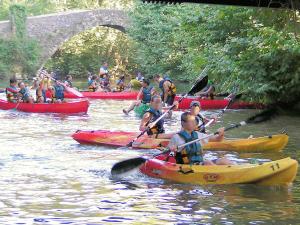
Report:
111,107,278,175
43,73,83,98
204,93,242,128
126,67,209,148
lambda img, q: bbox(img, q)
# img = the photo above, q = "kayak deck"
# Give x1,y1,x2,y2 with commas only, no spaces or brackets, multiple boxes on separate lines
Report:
140,157,298,186
72,130,288,153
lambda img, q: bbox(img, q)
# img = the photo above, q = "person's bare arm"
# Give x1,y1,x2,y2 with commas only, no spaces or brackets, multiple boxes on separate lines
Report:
136,87,143,101
163,81,170,103
208,127,224,142
198,86,213,96
139,112,151,131
150,87,156,96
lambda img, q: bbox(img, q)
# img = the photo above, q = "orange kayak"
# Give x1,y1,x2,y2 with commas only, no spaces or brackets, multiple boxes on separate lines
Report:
72,130,288,153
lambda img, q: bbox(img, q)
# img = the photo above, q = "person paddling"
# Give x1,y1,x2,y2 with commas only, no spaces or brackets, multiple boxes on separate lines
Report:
36,77,47,103
123,78,155,115
189,101,216,133
168,112,233,165
6,78,19,103
18,82,34,103
114,75,125,92
139,95,175,139
100,73,111,92
153,74,176,107
50,80,65,103
88,75,99,92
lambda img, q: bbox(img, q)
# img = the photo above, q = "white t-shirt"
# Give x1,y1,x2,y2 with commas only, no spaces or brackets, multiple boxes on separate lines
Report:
99,67,108,75
168,131,209,152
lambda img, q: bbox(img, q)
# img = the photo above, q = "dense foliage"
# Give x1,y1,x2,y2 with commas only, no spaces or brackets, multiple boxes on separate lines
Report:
128,2,300,104
45,27,137,78
0,0,132,21
0,5,40,80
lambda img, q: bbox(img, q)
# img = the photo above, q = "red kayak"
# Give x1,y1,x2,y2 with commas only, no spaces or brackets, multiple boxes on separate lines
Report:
173,96,264,110
46,91,263,110
0,99,89,114
46,90,139,100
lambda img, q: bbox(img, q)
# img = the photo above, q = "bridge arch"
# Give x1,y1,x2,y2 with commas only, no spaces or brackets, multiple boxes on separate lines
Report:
0,9,129,65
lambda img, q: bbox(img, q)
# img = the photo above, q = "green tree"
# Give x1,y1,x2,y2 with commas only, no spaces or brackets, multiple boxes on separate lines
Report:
128,2,300,104
45,27,137,79
0,4,40,80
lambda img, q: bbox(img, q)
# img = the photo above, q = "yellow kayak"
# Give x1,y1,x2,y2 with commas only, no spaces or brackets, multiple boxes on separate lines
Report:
203,134,289,153
140,157,298,186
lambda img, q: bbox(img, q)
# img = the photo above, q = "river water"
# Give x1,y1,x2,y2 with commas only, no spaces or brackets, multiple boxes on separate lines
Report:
0,95,299,224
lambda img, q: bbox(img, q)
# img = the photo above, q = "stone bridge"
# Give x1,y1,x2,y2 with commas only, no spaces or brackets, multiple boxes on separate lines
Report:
0,9,129,65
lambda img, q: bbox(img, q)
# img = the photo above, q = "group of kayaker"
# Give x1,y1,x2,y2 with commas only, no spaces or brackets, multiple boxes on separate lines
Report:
88,62,112,92
122,74,178,116
119,71,233,166
134,93,233,165
5,69,69,104
4,61,229,166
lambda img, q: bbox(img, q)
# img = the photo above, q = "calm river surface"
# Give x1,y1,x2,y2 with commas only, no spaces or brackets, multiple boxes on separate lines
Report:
0,94,299,224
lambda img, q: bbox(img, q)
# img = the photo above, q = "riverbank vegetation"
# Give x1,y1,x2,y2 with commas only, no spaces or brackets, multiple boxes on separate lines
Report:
0,5,40,80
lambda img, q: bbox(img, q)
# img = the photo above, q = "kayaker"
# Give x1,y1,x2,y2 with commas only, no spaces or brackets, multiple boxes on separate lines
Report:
39,69,52,89
139,95,176,139
88,75,99,92
196,80,215,99
51,80,65,103
6,78,19,103
100,73,111,92
114,75,125,92
18,82,34,103
136,72,144,82
64,75,73,88
153,74,177,106
99,61,109,78
123,78,155,115
188,101,216,133
168,112,233,165
36,77,47,103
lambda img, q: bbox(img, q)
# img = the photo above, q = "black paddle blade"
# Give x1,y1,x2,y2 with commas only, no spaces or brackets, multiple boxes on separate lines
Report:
246,107,278,124
189,74,208,95
111,157,147,176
